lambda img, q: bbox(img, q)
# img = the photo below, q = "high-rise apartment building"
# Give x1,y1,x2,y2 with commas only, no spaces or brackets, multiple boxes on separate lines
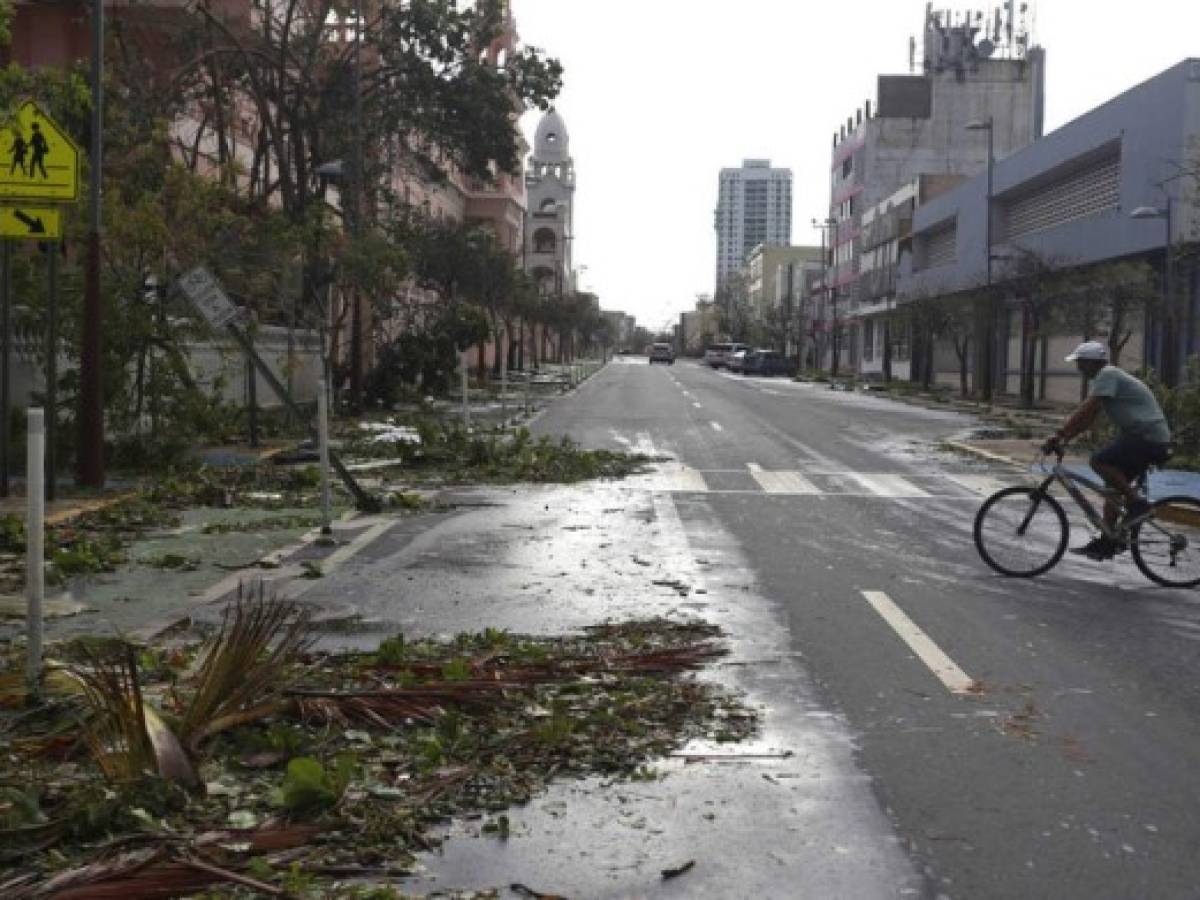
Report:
714,160,793,293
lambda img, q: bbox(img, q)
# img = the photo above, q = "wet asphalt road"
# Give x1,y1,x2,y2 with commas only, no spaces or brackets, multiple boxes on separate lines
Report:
530,358,1200,900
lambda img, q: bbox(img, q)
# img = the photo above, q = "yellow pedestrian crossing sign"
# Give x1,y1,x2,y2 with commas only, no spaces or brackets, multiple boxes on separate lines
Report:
0,101,80,203
0,206,61,240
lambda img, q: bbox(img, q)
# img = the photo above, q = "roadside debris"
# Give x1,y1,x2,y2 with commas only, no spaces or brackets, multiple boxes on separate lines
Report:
661,859,696,880
0,595,756,898
343,421,655,485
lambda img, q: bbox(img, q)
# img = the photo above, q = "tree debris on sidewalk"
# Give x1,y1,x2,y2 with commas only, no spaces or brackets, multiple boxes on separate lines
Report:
0,592,755,898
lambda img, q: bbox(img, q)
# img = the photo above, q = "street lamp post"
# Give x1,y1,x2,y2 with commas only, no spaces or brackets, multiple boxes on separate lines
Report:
966,117,995,402
1132,198,1176,385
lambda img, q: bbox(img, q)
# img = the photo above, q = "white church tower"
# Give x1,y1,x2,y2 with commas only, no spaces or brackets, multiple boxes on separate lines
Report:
524,108,575,298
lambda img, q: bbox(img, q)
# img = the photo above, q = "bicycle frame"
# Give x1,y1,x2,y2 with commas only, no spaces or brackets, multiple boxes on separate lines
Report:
1031,456,1144,541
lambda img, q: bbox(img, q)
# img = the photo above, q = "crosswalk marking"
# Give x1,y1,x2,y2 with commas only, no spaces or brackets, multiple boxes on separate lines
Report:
846,473,930,498
748,463,820,495
656,465,709,492
944,474,1007,496
630,463,1011,499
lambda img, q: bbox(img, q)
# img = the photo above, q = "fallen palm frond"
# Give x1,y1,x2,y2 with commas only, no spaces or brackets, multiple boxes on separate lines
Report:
0,616,754,898
178,583,314,753
74,643,157,783
3,825,320,899
71,643,199,789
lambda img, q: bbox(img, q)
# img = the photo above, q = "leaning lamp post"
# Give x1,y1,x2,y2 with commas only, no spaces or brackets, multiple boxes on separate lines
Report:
1131,200,1175,385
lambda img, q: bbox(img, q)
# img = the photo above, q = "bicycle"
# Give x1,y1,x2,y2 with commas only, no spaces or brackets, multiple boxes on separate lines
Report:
973,446,1200,587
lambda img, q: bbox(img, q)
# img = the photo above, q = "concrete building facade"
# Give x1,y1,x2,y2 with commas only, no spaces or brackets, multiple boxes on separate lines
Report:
714,160,793,293
823,4,1046,371
747,245,824,319
901,57,1200,403
680,301,723,356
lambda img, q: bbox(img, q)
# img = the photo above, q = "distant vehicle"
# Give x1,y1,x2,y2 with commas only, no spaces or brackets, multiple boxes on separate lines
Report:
649,342,675,365
742,349,797,378
704,342,747,368
726,349,750,374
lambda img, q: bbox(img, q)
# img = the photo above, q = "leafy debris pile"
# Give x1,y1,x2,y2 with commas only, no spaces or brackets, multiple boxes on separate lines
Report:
0,593,754,898
342,421,656,485
0,496,182,591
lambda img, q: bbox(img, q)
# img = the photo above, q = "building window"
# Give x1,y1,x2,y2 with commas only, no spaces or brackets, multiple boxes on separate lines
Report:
923,221,957,268
533,228,557,253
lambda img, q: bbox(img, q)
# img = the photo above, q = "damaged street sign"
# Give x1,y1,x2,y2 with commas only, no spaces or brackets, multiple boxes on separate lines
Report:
177,265,240,329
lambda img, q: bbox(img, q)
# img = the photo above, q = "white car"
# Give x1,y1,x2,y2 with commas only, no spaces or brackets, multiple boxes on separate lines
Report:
704,342,747,368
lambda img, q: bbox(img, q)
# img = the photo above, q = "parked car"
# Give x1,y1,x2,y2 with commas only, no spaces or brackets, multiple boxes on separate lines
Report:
649,342,675,365
742,349,798,378
703,342,747,368
726,349,750,373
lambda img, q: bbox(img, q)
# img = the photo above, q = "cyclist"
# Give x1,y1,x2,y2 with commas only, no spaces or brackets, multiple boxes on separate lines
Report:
1042,341,1171,560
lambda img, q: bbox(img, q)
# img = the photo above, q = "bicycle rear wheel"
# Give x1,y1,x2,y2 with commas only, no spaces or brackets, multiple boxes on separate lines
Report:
1130,496,1200,588
974,486,1069,577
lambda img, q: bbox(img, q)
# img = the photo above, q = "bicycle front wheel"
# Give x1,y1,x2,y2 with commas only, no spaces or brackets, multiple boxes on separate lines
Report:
1130,496,1200,588
974,486,1068,577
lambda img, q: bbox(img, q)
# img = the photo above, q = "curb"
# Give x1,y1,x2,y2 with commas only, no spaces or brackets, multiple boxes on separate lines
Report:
940,440,1030,470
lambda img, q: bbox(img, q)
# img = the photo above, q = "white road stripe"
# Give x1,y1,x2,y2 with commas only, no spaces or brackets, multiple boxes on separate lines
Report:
747,464,820,495
945,474,1008,496
711,421,724,432
657,465,708,492
847,473,930,498
861,590,976,695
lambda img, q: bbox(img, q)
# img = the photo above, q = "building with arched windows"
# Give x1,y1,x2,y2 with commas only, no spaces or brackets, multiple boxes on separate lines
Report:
525,109,576,301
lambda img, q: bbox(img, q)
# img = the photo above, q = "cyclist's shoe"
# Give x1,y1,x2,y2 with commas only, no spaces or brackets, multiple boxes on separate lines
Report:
1121,497,1153,526
1070,536,1127,561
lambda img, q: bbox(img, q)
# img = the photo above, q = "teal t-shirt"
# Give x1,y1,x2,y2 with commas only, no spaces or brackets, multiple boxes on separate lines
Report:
1088,366,1171,443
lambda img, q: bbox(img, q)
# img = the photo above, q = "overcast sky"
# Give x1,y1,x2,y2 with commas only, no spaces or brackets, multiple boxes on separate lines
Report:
515,0,1199,332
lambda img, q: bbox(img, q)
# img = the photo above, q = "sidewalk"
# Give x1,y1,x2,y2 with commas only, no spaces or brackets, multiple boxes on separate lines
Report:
944,435,1200,499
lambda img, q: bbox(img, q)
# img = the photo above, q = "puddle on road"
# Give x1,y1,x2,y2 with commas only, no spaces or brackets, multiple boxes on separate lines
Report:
297,479,923,898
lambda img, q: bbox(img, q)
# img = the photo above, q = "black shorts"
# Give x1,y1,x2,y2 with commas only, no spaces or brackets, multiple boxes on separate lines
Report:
1091,436,1171,481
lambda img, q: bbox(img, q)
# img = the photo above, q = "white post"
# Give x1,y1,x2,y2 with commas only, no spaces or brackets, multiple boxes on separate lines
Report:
25,408,44,699
461,351,471,428
499,327,508,423
317,380,332,537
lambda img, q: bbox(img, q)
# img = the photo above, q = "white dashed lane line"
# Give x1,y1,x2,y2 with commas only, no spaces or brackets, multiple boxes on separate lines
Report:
861,590,976,695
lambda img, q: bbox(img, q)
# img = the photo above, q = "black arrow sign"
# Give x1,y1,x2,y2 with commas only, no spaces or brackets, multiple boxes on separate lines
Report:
12,209,45,234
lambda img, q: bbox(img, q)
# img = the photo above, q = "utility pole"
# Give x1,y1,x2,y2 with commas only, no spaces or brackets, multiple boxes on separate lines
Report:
78,0,105,486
